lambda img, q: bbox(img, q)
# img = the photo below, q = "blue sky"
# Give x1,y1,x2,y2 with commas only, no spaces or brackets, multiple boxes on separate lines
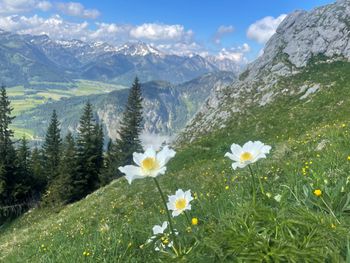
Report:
0,0,335,62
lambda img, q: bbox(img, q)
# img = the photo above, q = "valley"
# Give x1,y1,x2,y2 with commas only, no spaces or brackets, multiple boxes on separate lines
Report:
7,80,127,139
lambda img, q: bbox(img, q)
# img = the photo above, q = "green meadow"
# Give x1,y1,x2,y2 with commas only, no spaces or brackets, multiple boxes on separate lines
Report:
0,61,350,262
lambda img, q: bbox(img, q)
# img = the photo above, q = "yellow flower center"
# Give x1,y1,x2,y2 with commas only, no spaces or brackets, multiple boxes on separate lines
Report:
141,157,159,172
240,152,253,162
175,198,187,210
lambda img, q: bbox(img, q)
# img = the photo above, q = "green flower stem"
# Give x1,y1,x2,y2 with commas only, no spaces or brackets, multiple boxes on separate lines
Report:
257,176,265,194
320,196,340,224
248,165,256,205
184,211,192,227
248,164,265,195
153,178,179,250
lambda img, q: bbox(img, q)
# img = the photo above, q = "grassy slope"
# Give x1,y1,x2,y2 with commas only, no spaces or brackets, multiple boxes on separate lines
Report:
1,61,350,262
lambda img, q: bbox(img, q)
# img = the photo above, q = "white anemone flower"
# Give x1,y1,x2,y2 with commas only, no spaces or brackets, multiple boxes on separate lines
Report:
152,221,168,235
118,146,176,184
225,141,271,170
146,221,174,251
167,189,193,217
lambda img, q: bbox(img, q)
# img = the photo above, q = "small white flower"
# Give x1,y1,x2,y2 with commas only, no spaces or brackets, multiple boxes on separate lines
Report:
152,221,168,235
274,194,282,202
225,141,271,170
167,189,193,217
118,145,176,184
146,221,168,244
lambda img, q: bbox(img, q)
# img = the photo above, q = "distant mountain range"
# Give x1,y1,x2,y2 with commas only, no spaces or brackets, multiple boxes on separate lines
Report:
0,29,242,86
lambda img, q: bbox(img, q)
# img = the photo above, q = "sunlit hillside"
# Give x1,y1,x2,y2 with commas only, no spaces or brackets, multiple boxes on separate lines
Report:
1,60,350,262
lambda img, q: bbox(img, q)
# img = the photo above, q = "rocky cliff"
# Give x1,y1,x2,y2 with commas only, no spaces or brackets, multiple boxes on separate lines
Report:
180,0,350,143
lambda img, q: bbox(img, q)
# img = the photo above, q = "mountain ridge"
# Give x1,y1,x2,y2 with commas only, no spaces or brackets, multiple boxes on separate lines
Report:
179,0,350,143
0,29,243,86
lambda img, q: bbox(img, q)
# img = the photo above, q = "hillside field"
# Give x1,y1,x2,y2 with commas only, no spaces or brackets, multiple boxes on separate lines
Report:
6,80,127,139
1,61,350,262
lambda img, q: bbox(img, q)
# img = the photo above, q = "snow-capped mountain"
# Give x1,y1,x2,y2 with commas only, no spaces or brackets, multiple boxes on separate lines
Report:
0,29,242,86
115,42,164,57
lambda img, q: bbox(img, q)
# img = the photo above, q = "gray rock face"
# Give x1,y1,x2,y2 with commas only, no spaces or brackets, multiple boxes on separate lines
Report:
180,0,350,142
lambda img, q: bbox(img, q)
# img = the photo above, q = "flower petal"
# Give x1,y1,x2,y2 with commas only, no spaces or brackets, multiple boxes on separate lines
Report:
144,147,156,159
133,152,144,166
152,225,164,235
230,143,243,159
150,166,166,177
118,165,144,184
157,146,176,167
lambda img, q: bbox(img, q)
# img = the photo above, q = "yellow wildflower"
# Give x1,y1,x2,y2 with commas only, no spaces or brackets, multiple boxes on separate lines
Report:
313,189,322,197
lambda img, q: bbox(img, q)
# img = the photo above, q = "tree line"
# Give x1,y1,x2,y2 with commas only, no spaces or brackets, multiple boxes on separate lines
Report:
0,78,143,222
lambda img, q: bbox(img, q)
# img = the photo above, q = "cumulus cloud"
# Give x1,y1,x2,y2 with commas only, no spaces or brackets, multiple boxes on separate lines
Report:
213,25,234,44
0,0,52,14
0,10,252,64
215,43,251,63
156,41,205,56
0,14,89,40
130,23,193,41
0,14,195,47
56,2,100,19
247,14,287,44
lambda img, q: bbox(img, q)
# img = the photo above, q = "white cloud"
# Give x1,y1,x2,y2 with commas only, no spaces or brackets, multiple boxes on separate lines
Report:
0,12,252,63
215,43,251,63
156,41,206,56
0,0,52,14
0,14,194,47
213,25,234,44
247,14,287,44
0,14,89,40
37,1,52,11
56,2,100,19
130,23,192,41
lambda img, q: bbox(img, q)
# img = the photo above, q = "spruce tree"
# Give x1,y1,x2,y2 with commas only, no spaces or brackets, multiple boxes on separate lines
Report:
17,137,30,175
0,85,17,206
30,147,46,196
74,102,103,200
100,139,119,185
44,132,76,206
116,77,143,167
13,137,33,202
42,110,61,182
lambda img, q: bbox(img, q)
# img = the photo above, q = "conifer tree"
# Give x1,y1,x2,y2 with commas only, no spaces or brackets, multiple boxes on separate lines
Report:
100,139,119,185
115,77,143,167
13,137,33,202
30,147,46,196
0,85,16,206
74,102,103,200
94,123,104,172
45,132,76,206
42,110,61,182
